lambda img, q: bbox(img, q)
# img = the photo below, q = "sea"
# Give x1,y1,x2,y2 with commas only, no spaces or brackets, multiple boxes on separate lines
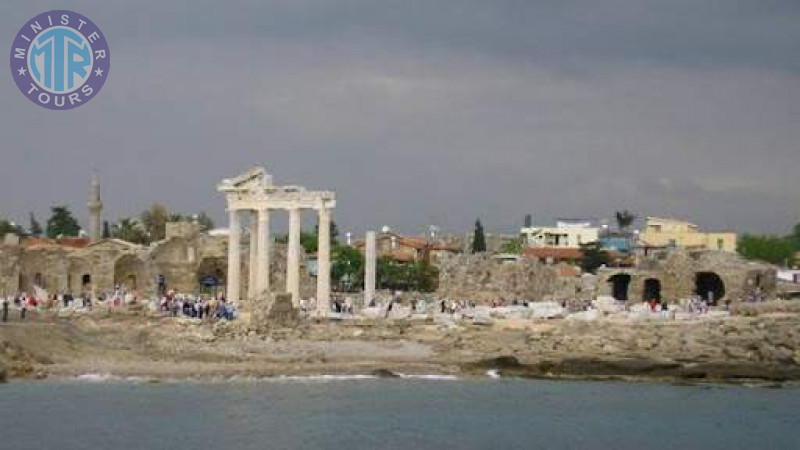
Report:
1,377,798,450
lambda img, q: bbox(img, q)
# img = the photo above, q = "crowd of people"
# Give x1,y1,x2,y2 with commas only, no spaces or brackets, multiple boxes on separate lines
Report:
158,291,236,321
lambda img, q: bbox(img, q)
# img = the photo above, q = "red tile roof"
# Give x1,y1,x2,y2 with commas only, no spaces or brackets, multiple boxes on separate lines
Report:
522,247,584,260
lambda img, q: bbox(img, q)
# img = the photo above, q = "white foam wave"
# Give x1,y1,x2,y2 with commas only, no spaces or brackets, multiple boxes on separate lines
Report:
397,374,459,380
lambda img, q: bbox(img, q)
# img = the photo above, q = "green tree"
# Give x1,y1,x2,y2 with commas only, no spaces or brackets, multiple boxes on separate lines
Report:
615,210,636,231
111,218,149,244
580,242,609,274
789,223,800,251
0,219,24,237
141,203,169,241
376,257,438,292
300,231,318,254
500,238,523,254
28,212,43,236
195,212,215,232
102,220,111,239
738,234,795,266
472,219,486,253
46,206,81,238
331,245,364,291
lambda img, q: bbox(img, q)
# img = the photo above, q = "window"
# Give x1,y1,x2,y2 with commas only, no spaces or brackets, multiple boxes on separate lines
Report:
668,239,677,248
717,239,724,250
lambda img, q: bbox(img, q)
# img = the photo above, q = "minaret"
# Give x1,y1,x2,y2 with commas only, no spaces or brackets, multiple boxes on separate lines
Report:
88,173,102,242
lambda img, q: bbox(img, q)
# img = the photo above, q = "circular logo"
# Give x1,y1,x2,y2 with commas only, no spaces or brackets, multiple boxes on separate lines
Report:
10,10,110,110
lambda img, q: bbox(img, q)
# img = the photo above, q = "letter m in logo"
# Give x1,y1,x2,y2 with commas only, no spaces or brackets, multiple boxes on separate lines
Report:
14,48,25,59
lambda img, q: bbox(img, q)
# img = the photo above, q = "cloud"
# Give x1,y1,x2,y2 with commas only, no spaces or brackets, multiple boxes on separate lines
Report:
0,0,798,236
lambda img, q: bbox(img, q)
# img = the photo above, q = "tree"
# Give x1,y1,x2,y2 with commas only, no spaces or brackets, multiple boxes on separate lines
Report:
0,219,24,237
524,214,533,228
195,212,215,232
472,219,486,253
141,203,169,241
102,221,111,239
500,238,523,254
46,206,81,238
28,212,42,237
615,210,636,231
738,234,795,266
580,242,609,274
331,245,364,291
789,223,800,251
111,218,149,244
376,256,438,292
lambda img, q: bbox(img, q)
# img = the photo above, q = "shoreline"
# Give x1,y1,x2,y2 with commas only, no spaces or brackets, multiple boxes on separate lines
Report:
2,308,799,387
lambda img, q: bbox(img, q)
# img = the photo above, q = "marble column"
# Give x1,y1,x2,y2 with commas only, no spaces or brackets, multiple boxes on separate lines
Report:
364,231,376,308
226,209,241,304
248,211,259,299
286,207,301,306
257,209,271,295
316,208,331,316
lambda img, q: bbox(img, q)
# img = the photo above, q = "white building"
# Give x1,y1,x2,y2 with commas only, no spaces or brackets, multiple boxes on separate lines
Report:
521,220,599,249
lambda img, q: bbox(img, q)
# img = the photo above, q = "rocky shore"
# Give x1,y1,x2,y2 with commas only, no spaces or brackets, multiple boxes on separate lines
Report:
1,305,799,385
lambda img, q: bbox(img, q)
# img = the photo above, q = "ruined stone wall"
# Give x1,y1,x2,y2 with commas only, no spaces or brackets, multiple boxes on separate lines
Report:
597,250,777,304
0,246,21,295
437,254,567,303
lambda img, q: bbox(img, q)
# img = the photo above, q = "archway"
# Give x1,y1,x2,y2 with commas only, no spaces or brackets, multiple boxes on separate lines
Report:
196,257,227,294
695,272,725,305
643,278,662,301
608,274,631,301
114,255,147,291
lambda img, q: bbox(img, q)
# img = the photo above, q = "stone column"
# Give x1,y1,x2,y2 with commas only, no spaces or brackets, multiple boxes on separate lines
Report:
286,207,301,306
316,208,331,316
226,209,241,304
257,209,271,295
248,211,259,299
364,231,376,308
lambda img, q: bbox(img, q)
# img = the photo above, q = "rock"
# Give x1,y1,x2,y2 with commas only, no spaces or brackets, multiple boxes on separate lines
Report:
472,315,494,326
593,296,624,314
371,369,400,378
0,362,7,383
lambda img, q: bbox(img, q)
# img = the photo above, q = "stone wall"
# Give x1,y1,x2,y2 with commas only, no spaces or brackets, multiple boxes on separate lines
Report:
597,250,777,304
437,254,573,303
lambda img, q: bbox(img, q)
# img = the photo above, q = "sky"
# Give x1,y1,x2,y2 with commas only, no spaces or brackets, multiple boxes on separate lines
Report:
1,0,799,237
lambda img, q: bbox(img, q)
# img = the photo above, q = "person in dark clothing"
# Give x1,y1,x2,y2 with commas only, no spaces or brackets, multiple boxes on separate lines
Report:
2,299,8,322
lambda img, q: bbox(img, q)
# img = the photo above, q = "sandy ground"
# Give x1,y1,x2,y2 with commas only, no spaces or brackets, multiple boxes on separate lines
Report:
1,307,799,383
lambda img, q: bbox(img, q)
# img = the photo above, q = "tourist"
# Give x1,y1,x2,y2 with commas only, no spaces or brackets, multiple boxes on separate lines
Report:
2,297,8,322
20,300,27,321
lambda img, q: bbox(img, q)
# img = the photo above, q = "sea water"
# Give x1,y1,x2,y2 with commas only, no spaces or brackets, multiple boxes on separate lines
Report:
1,378,798,449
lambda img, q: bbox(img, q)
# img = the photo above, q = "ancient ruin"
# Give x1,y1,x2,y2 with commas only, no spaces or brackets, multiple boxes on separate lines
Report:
596,250,777,305
217,167,336,317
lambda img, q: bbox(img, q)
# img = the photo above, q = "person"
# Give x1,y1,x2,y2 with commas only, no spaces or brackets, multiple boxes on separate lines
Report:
385,298,394,319
20,300,27,321
2,297,8,322
440,299,446,313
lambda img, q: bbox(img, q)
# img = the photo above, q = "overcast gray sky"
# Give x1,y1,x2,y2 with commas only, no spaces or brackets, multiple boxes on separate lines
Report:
2,0,799,236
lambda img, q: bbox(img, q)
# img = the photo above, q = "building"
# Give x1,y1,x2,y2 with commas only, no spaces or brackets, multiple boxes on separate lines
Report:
639,217,736,253
354,231,460,265
520,219,599,249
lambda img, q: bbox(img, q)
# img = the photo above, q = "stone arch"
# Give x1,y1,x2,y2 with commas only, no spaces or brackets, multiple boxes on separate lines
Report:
695,272,725,305
114,255,148,291
608,273,631,301
196,257,227,290
643,278,662,301
68,258,92,294
33,272,44,288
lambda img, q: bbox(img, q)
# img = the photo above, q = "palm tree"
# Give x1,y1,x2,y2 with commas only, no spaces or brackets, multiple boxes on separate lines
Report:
615,210,636,231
